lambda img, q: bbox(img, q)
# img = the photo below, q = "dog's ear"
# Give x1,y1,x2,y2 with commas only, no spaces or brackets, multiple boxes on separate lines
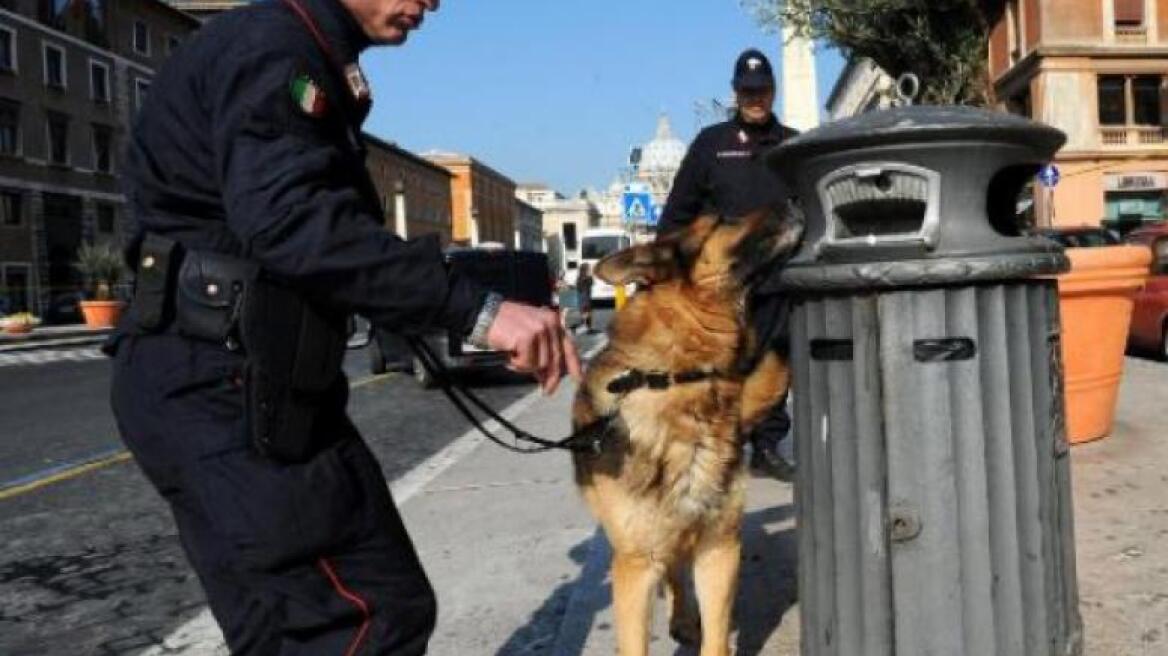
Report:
594,216,721,285
594,241,678,286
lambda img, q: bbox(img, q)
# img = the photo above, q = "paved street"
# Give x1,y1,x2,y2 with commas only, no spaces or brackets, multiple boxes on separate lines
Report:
0,316,610,656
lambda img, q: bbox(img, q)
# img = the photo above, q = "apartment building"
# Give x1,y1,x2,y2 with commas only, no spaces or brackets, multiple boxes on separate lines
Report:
0,0,199,317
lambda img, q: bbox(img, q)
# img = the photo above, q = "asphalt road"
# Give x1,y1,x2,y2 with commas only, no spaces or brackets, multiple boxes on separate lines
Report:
0,316,608,656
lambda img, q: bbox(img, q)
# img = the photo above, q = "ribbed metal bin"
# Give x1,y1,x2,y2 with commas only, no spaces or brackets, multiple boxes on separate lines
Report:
764,106,1084,656
789,283,1082,655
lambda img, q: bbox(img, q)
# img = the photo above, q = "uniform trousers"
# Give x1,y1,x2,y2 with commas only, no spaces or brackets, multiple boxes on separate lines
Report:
110,333,436,655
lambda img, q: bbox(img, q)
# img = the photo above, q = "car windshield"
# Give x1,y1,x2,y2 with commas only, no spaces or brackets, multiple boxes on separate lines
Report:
581,236,624,260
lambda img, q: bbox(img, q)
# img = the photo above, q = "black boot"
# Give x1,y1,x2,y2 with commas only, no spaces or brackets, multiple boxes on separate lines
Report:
747,396,795,482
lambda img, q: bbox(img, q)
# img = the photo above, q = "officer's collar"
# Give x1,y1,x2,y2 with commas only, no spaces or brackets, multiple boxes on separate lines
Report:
734,112,779,135
297,0,372,63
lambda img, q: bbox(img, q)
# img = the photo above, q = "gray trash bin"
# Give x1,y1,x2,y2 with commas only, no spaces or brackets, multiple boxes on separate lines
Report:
763,106,1083,656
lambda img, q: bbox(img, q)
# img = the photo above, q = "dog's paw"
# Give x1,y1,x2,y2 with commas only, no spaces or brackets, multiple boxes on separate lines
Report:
669,611,702,646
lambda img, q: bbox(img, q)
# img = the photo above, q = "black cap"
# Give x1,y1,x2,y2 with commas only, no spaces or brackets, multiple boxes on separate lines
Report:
732,48,775,91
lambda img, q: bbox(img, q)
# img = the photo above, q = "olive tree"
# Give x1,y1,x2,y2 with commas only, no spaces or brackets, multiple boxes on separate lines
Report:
744,0,1007,105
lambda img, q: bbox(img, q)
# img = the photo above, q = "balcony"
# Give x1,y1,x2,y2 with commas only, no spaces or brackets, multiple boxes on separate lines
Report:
1100,126,1168,147
1115,24,1148,45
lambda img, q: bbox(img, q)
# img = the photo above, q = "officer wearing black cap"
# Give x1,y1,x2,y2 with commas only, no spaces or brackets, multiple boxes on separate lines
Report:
657,47,798,481
109,0,580,653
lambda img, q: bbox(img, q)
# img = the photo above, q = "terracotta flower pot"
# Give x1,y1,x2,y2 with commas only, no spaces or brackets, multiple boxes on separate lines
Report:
3,323,33,335
1056,245,1152,444
79,300,126,329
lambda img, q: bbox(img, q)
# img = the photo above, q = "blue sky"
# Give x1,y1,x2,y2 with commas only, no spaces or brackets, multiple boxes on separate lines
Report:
360,1,845,195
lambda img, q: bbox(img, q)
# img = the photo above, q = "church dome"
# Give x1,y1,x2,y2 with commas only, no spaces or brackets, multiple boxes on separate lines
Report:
639,114,686,174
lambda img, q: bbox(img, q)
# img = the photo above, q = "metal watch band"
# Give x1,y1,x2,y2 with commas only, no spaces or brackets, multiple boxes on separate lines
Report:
467,291,505,349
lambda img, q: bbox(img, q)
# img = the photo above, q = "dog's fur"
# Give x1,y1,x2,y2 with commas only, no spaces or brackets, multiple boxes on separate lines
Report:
571,211,803,656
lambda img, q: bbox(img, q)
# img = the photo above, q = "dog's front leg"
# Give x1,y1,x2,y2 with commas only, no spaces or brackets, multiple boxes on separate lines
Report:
693,537,741,656
611,552,661,656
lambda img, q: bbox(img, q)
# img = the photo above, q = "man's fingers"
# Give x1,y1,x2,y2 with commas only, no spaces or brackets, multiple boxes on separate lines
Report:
562,332,583,381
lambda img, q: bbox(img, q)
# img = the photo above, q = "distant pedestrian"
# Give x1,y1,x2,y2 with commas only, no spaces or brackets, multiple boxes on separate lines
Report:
576,263,594,333
657,47,799,482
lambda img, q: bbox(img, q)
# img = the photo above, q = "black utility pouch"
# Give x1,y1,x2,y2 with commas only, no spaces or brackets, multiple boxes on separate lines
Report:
238,281,347,462
175,252,259,345
130,233,180,332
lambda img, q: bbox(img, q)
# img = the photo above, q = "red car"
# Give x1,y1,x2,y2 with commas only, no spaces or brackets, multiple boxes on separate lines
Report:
1126,223,1168,359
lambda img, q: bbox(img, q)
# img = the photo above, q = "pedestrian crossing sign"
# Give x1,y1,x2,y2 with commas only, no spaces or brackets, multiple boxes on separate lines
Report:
622,192,653,223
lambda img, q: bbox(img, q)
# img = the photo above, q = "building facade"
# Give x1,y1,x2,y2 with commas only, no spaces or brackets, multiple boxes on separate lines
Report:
513,198,543,252
363,134,454,246
0,0,199,317
423,151,516,247
989,0,1168,228
516,182,599,275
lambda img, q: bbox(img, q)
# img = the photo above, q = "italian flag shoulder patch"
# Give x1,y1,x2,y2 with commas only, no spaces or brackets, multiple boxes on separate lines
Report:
290,74,327,118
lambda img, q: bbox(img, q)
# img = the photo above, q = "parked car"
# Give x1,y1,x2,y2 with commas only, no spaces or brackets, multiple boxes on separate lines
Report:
1125,222,1168,359
368,248,555,386
1033,225,1122,248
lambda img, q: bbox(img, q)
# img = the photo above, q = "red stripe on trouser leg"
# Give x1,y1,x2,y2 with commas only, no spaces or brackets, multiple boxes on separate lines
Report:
318,558,372,656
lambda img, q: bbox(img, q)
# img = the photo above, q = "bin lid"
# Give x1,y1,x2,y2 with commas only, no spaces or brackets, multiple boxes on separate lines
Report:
767,105,1066,176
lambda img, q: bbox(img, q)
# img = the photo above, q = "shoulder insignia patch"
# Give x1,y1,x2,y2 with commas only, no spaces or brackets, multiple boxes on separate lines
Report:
290,74,327,118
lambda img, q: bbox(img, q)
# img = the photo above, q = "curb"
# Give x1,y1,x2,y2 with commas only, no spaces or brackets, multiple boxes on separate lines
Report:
0,329,111,354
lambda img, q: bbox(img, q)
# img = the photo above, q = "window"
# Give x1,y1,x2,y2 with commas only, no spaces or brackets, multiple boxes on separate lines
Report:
43,42,65,88
132,20,149,56
96,203,115,233
166,35,181,54
1132,75,1161,126
0,191,22,227
562,222,578,251
1115,0,1145,26
1098,74,1165,126
46,112,68,165
1098,75,1128,125
0,25,16,72
1,263,31,314
89,60,109,102
0,100,19,156
92,124,112,173
134,78,150,112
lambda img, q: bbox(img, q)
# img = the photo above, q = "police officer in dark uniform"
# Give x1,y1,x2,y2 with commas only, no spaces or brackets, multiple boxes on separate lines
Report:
109,0,581,653
657,48,797,481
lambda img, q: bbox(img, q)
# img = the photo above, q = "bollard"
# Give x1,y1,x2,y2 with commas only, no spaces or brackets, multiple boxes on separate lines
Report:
764,106,1083,656
614,284,627,311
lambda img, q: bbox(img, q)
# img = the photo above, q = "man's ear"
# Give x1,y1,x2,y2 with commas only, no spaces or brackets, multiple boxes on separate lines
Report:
594,242,679,286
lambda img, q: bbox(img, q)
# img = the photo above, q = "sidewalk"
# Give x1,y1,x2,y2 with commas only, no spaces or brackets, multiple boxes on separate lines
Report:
402,356,1167,655
0,324,110,353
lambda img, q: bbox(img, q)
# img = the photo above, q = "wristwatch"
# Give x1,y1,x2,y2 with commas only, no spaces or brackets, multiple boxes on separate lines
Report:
467,291,505,349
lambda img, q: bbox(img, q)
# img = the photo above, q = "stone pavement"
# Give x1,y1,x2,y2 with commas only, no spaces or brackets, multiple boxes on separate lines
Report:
135,355,1166,655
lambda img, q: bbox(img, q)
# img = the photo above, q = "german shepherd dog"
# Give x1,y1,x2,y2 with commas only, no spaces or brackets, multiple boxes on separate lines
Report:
571,210,803,655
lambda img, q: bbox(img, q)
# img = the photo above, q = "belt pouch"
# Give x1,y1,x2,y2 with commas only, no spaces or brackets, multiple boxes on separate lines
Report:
238,282,347,462
130,233,179,331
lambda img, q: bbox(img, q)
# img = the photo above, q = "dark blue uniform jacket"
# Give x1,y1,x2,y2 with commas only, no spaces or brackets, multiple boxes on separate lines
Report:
124,0,485,336
657,115,797,236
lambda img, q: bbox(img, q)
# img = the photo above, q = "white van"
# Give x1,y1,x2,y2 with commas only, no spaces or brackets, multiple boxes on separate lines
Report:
571,227,634,302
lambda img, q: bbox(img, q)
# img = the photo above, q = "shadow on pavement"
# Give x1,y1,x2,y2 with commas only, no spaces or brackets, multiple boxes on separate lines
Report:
498,504,798,656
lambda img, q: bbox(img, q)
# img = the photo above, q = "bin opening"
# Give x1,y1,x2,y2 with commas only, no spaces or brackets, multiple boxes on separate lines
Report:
834,198,928,240
986,164,1042,237
822,165,935,247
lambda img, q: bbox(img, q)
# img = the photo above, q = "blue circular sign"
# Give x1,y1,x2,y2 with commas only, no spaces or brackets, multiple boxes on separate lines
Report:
1038,164,1060,188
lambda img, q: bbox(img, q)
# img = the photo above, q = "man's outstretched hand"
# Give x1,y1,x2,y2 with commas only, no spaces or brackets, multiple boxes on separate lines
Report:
485,301,583,395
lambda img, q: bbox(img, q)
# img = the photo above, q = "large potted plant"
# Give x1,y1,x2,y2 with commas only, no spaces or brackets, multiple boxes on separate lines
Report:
749,0,1147,443
74,241,127,329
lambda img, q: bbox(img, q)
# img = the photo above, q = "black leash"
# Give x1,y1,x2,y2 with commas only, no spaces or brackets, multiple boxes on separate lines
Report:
405,337,608,454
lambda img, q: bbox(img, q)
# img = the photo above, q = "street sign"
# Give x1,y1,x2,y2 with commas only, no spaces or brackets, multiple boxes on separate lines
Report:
1038,164,1060,188
622,191,653,223
649,203,662,226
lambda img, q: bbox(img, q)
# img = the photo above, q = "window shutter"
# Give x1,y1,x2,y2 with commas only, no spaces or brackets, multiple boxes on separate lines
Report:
1115,0,1145,24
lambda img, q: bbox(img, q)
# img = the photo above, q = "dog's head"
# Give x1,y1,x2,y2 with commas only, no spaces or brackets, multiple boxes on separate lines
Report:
594,205,804,298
